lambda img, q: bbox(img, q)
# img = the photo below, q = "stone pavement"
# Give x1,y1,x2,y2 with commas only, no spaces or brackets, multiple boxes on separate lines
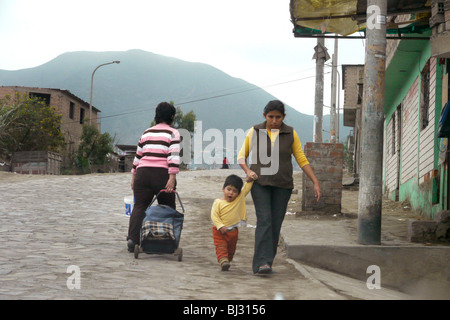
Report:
0,169,448,300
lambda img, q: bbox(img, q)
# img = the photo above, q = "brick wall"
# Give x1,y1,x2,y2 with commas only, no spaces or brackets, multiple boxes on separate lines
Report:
342,65,363,107
302,142,343,214
0,86,100,156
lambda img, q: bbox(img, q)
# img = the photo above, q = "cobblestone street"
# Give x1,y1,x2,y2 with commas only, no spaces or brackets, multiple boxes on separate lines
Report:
0,169,344,300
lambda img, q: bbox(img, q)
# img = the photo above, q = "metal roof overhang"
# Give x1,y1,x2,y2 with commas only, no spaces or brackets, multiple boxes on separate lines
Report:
384,30,431,112
290,0,431,39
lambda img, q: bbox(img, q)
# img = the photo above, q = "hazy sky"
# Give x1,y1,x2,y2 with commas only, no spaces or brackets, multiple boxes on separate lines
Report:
0,0,366,115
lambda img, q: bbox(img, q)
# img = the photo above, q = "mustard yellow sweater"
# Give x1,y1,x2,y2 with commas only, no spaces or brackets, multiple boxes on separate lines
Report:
237,127,309,168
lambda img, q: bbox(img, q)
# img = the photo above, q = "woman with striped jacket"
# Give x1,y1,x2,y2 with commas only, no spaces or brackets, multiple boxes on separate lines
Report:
127,102,181,252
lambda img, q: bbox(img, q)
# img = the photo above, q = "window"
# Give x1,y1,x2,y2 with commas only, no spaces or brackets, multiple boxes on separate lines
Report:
80,108,85,124
392,111,396,155
29,92,51,105
420,60,430,130
357,83,364,105
69,102,75,120
446,59,450,105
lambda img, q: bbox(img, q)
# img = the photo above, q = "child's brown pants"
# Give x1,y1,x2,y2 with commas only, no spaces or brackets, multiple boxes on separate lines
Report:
212,226,239,263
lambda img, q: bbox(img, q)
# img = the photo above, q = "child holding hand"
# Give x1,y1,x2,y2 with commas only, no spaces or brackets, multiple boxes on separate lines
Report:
211,173,257,271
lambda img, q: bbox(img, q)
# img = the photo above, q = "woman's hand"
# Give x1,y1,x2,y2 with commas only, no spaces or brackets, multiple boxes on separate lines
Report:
245,169,258,182
239,159,256,182
165,174,176,193
302,164,321,202
314,181,322,202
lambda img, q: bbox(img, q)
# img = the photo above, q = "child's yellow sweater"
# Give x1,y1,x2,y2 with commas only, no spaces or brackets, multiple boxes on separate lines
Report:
211,181,253,230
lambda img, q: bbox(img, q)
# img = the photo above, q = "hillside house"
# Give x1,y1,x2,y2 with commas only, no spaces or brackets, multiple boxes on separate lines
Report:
0,86,101,156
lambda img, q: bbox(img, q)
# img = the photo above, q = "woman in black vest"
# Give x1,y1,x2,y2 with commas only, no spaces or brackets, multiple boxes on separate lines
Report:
238,100,321,274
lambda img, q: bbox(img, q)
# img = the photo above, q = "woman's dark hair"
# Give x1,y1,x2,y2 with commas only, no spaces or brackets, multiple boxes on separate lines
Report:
154,102,176,125
223,174,243,193
263,100,285,115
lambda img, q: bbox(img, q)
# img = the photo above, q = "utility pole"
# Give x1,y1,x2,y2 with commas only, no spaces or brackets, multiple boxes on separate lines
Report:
357,0,387,245
313,37,329,142
330,38,338,143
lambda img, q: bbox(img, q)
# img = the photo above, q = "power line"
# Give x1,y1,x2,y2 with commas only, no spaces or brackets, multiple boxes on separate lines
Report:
59,72,326,126
101,73,323,123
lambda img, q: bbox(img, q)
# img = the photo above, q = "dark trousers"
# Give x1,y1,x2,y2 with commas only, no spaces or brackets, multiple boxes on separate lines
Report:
127,167,176,244
251,183,292,273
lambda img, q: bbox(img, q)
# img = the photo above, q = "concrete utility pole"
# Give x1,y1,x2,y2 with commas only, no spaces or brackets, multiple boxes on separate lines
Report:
357,0,387,245
330,38,338,143
313,37,330,143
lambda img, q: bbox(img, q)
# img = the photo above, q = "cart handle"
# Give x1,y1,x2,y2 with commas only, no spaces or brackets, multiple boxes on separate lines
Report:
149,189,185,214
160,189,177,193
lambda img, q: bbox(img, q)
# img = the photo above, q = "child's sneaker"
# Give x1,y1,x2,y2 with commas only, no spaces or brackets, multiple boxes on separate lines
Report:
221,260,231,271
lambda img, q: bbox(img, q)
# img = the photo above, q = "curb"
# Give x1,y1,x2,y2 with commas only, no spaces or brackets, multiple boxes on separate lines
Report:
281,233,450,299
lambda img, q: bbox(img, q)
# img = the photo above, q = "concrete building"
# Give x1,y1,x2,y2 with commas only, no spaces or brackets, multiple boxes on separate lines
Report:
341,64,364,180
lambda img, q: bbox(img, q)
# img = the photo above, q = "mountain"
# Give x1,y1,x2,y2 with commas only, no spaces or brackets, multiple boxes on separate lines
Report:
0,49,349,148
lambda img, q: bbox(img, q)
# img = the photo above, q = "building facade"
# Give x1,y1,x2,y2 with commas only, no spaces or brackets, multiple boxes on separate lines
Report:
341,3,450,219
383,4,450,219
342,64,364,180
0,86,101,156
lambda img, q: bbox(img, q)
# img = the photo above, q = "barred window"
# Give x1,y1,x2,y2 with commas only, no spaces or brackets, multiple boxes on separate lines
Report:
420,60,430,130
69,102,75,120
357,83,364,105
392,111,396,155
80,108,85,124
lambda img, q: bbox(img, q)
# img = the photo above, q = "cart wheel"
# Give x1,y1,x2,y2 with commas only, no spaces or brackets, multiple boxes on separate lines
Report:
177,248,183,262
134,244,139,259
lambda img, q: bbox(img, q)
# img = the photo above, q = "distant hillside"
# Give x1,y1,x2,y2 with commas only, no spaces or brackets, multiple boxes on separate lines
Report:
0,49,349,147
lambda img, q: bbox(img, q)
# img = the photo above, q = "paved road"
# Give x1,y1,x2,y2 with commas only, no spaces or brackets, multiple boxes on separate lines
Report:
0,169,345,300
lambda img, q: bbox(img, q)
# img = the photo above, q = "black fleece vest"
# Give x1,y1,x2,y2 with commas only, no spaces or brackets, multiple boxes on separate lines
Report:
249,121,294,189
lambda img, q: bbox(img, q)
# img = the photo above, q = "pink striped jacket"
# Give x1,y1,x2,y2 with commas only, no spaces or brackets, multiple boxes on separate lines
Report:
131,123,181,175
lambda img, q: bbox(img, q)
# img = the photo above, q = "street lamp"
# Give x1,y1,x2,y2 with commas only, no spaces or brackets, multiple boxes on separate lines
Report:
89,60,120,125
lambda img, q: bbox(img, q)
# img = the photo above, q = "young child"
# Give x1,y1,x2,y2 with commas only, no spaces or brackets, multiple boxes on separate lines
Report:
211,173,257,271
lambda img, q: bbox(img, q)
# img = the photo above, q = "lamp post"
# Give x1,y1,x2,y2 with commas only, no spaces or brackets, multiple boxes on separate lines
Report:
89,60,120,125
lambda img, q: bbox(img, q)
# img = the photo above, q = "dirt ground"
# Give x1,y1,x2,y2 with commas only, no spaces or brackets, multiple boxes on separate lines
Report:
285,171,422,245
